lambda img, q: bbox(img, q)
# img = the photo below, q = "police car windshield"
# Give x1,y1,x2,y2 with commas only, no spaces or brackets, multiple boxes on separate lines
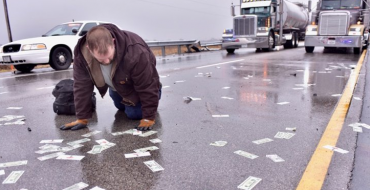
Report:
321,0,361,10
43,23,82,37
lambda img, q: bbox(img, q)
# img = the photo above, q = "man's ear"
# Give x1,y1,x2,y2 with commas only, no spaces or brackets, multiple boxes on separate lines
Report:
112,38,115,43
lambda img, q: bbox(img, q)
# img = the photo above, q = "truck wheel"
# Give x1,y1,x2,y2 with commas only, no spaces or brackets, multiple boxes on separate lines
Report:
354,47,363,54
305,46,314,53
50,47,72,70
262,32,275,52
14,64,36,73
226,49,235,54
294,33,298,48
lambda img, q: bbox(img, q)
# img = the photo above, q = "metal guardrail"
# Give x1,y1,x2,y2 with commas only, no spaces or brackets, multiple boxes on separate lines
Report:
146,40,198,56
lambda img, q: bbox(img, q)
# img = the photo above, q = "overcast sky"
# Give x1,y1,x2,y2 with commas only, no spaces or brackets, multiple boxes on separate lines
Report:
0,0,317,44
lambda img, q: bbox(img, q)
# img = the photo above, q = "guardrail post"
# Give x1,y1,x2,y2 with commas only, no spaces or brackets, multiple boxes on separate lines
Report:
161,46,166,57
177,45,181,55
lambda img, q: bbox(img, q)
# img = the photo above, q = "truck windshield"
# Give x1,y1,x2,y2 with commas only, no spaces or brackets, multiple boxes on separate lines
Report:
43,23,82,37
242,7,270,15
321,0,361,10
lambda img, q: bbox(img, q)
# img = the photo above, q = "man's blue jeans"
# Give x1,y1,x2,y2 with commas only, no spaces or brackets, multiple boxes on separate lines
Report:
109,88,161,120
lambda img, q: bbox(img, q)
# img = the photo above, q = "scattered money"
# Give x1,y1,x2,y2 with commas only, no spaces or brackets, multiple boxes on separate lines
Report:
266,154,285,162
0,170,4,175
221,97,234,100
112,129,135,136
212,115,229,118
353,97,362,101
144,160,164,172
40,139,63,144
293,88,304,90
4,119,25,125
237,176,262,190
90,186,105,190
134,146,159,153
139,131,158,137
56,155,85,161
124,152,151,158
133,129,143,136
262,79,271,82
234,150,258,160
352,126,363,133
175,80,185,83
162,86,170,89
87,145,104,154
274,132,295,139
277,102,290,105
6,107,22,109
285,127,297,132
0,115,25,122
62,182,89,190
222,87,230,89
149,138,162,144
67,138,91,146
210,141,228,147
39,144,60,150
2,171,24,184
331,94,342,97
323,145,349,154
38,152,65,161
252,138,273,145
159,75,169,78
0,160,28,168
81,130,101,137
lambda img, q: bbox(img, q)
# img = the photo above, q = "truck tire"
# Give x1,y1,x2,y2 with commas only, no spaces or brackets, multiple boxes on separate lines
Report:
49,47,72,70
226,49,235,54
293,33,298,48
305,46,315,53
354,47,363,54
262,32,275,52
14,64,36,73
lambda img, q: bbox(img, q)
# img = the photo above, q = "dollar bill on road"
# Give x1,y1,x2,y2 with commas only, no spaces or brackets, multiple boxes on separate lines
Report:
90,186,105,190
352,126,363,133
149,138,162,144
2,171,24,184
38,152,65,161
323,145,349,154
67,138,91,146
277,102,290,105
81,130,101,137
6,107,22,109
252,138,273,145
237,176,262,190
266,154,285,162
274,132,295,139
87,145,104,154
210,141,228,147
39,139,63,144
0,160,28,168
144,160,164,172
39,144,60,150
212,115,230,118
124,152,151,158
133,129,143,136
56,155,85,161
139,131,157,137
234,150,258,159
0,170,4,175
134,146,159,153
62,182,89,190
112,129,135,136
285,127,296,132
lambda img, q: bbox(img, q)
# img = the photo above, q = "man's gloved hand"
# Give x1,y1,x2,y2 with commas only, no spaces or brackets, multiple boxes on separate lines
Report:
60,119,88,131
136,119,155,131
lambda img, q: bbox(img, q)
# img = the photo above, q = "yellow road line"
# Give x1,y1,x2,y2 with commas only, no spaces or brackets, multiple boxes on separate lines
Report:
296,50,367,190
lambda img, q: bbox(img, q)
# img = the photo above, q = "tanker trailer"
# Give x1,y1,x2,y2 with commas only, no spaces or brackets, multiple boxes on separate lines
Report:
305,0,370,54
222,0,309,53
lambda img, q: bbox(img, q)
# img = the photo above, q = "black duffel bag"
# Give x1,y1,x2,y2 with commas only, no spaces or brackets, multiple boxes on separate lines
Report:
52,79,96,115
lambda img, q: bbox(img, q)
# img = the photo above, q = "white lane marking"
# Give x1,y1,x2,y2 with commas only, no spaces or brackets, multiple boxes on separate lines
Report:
196,59,244,69
0,92,9,95
0,69,71,80
36,86,55,90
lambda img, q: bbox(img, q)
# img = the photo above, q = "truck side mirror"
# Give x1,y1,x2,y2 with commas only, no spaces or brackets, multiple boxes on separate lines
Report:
231,5,235,16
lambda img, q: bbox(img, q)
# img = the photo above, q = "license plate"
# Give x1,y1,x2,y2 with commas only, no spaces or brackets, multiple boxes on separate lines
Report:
2,56,11,62
328,40,336,44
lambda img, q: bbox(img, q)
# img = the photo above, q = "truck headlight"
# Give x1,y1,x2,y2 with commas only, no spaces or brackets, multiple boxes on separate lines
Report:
0,46,3,53
21,43,46,51
305,25,318,35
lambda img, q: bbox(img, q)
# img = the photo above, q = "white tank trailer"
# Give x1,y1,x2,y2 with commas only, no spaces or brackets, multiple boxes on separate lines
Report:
305,0,370,54
222,0,310,53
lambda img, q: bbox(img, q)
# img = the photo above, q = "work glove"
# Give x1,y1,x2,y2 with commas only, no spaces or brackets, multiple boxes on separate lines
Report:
136,119,155,131
60,119,88,131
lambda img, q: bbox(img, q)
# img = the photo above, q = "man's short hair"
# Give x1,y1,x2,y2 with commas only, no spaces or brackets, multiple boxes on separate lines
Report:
86,26,114,55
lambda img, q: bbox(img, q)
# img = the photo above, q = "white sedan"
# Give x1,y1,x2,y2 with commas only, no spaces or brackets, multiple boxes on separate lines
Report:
0,21,111,72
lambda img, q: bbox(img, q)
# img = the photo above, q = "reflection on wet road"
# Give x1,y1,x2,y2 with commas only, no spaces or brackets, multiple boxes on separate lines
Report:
0,46,361,190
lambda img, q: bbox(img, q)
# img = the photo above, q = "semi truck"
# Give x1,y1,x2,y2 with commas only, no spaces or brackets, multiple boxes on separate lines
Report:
305,0,370,54
222,0,310,53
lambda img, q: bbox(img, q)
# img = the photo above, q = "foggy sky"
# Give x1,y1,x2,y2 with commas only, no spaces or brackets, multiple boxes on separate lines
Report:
0,0,317,45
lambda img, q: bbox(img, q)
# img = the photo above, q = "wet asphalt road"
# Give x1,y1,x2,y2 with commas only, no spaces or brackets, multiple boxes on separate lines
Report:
0,45,364,190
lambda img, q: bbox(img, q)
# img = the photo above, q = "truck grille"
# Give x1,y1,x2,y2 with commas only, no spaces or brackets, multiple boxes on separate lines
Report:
319,13,348,35
234,16,256,36
3,44,21,53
